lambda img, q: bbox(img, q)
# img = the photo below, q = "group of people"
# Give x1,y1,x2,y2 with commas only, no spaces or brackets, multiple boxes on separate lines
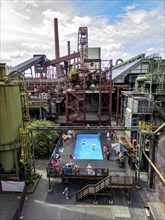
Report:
62,130,75,147
65,161,79,174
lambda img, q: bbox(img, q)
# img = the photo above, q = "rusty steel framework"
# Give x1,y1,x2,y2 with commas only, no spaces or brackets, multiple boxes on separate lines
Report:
7,20,132,126
65,59,113,125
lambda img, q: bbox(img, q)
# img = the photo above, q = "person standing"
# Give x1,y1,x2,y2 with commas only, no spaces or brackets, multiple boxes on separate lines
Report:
107,131,110,140
62,133,67,147
106,150,110,161
110,131,115,143
62,186,69,199
103,145,108,157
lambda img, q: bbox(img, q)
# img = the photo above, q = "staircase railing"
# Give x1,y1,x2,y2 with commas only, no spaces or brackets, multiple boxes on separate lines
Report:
76,171,135,201
76,175,111,201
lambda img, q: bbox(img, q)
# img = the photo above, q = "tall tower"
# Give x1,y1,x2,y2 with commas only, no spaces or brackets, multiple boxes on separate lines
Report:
77,27,88,69
54,18,61,78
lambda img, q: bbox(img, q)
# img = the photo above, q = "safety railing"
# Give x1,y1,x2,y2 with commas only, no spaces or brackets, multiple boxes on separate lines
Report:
47,164,109,178
76,171,134,201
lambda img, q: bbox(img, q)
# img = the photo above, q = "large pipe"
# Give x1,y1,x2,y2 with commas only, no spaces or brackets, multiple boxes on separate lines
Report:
54,18,61,77
153,123,165,135
143,150,165,184
30,125,138,131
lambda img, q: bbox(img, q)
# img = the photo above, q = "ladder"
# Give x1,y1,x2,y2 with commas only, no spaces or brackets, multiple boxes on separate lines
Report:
18,73,30,122
19,127,29,165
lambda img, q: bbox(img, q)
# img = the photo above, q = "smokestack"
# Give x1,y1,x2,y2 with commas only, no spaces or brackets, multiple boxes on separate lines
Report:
54,18,61,77
67,41,71,66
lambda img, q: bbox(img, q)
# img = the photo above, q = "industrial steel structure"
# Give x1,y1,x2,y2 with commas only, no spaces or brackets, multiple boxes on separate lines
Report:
1,18,165,209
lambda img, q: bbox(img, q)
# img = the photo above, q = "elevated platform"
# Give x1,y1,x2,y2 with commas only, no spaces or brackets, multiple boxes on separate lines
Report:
46,130,135,201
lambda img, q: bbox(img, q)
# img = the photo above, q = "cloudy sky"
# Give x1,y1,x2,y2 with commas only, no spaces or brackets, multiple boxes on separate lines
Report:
0,0,165,67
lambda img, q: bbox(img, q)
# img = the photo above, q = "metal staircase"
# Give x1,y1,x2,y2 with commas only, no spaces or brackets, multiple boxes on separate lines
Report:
66,90,85,124
76,168,134,201
76,175,111,201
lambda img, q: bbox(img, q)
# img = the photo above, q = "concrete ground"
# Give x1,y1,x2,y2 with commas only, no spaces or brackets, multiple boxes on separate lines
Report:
20,159,160,220
0,193,22,220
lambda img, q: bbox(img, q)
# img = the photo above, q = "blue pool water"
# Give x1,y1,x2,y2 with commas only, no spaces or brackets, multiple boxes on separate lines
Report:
74,134,103,160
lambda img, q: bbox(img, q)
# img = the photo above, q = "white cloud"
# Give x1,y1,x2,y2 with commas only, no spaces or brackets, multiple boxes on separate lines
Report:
147,48,154,52
124,4,138,11
0,1,164,67
72,16,92,26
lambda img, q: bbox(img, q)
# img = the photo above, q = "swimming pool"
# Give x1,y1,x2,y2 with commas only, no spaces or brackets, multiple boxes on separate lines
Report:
74,134,103,160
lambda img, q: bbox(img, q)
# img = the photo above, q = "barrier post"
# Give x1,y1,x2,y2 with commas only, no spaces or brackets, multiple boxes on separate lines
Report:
48,177,52,193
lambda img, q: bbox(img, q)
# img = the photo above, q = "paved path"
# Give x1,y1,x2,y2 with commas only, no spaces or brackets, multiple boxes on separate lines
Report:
20,159,160,220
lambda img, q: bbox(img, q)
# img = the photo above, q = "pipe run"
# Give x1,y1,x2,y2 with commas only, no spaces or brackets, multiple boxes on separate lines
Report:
153,123,165,135
142,150,165,185
29,125,138,131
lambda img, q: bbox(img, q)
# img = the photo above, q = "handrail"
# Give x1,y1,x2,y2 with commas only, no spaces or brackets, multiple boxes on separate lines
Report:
76,171,134,201
76,175,111,201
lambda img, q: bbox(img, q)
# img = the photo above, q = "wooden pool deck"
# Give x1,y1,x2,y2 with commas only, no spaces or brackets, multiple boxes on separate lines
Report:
46,131,135,201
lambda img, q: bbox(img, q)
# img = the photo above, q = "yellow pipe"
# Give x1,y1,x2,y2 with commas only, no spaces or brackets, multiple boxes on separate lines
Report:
143,150,165,184
153,123,165,135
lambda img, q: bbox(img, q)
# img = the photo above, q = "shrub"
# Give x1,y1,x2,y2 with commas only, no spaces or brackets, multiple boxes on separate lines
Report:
28,120,58,158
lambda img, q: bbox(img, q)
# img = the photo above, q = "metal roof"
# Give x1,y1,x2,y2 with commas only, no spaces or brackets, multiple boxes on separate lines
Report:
112,58,142,80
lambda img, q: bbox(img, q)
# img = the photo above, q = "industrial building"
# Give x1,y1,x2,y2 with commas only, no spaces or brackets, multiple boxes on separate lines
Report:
0,18,165,219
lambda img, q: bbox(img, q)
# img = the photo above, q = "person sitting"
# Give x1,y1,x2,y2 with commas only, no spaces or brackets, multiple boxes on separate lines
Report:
56,153,61,161
65,161,74,173
73,164,79,174
50,159,59,167
65,161,74,167
86,163,94,175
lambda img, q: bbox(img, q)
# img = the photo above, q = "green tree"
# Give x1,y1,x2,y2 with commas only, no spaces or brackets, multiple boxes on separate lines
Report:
28,120,58,158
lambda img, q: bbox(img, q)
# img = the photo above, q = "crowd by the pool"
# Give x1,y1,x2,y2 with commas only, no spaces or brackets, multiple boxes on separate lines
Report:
49,129,127,177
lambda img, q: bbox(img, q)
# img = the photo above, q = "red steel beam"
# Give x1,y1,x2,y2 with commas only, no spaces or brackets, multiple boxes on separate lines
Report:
45,52,80,67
